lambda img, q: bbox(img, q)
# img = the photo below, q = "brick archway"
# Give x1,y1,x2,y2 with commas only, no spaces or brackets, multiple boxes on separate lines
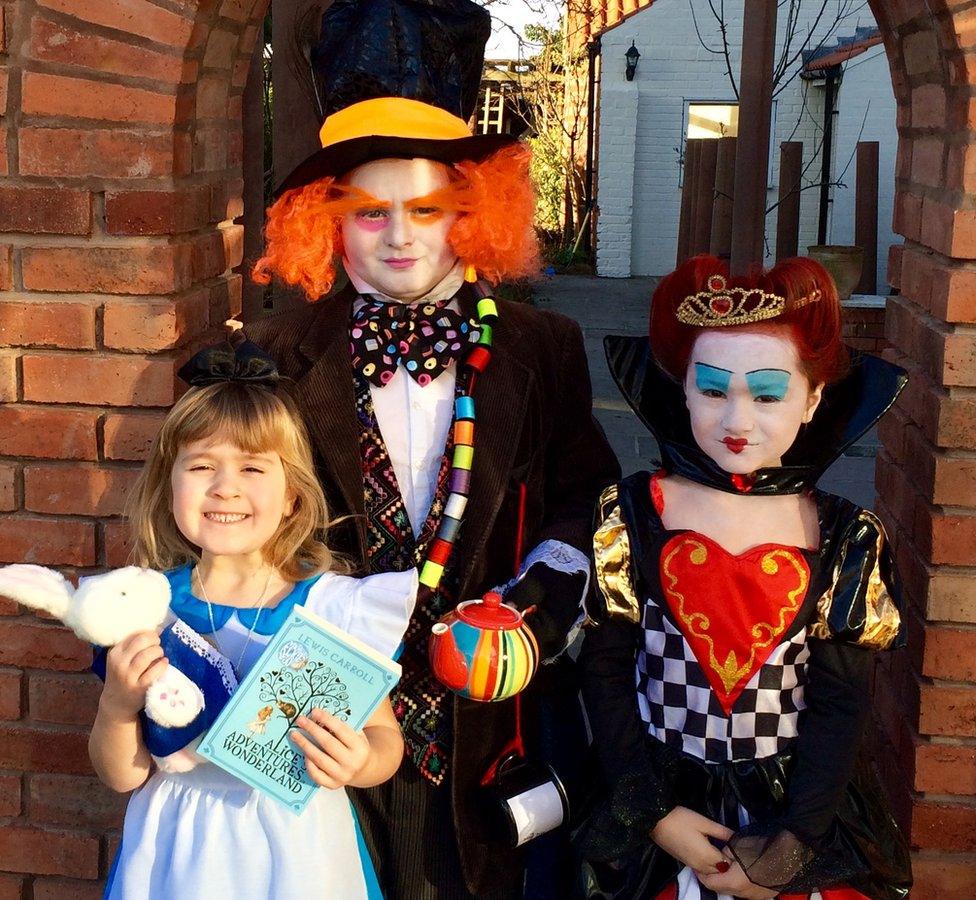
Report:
0,0,268,893
864,3,976,895
0,0,973,894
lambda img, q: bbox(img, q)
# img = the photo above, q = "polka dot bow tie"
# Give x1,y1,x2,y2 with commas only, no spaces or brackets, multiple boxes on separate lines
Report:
349,298,482,388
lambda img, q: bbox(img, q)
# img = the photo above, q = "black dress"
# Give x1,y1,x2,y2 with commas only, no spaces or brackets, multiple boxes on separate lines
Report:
573,338,913,900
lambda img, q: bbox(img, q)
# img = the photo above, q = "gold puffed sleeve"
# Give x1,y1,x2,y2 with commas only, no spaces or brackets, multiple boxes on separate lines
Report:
589,484,642,625
809,509,905,650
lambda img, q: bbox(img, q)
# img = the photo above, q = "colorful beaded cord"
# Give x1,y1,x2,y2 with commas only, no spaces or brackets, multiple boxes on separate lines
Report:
418,269,498,592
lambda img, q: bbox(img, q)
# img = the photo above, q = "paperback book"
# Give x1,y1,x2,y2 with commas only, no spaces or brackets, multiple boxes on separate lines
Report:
198,605,401,814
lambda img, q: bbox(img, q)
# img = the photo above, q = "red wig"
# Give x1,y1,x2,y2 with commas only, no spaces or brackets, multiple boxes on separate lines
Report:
649,255,849,385
252,144,540,300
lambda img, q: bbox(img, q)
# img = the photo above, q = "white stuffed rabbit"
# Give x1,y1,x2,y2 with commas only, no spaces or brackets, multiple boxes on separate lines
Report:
0,564,205,728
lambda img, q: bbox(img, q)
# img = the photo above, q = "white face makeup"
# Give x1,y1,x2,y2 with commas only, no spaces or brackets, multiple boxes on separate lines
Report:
340,157,459,303
684,330,824,474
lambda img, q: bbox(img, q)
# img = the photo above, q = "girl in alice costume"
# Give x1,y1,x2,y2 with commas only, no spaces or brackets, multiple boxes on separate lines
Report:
576,256,913,900
88,343,417,899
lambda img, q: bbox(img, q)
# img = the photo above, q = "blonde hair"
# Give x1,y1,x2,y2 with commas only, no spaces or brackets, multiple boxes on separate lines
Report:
128,382,346,581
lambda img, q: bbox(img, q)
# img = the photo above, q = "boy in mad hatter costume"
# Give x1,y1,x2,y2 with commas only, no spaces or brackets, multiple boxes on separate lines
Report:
244,0,620,896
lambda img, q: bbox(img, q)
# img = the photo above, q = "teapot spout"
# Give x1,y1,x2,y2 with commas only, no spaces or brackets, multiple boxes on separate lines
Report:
430,623,468,691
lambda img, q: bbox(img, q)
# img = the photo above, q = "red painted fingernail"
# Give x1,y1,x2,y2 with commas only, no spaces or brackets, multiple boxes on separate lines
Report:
716,861,730,874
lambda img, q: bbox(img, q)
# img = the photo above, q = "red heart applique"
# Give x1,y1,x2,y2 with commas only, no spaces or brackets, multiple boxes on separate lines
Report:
659,535,811,715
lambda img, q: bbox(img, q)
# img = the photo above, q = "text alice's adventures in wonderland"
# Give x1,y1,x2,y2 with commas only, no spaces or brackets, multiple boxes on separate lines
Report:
198,606,401,813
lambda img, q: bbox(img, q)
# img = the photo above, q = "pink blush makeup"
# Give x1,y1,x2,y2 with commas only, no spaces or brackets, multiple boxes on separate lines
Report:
353,214,388,233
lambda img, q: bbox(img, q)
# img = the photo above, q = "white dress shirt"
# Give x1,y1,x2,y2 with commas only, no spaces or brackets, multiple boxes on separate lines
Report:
349,269,461,538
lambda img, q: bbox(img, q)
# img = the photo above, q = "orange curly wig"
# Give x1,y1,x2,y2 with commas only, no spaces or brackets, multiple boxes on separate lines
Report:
252,144,540,300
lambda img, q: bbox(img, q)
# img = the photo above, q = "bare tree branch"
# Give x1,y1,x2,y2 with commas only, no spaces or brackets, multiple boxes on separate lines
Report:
764,93,870,216
688,0,857,100
834,100,871,184
698,0,739,98
690,0,724,54
772,1,836,98
764,176,848,216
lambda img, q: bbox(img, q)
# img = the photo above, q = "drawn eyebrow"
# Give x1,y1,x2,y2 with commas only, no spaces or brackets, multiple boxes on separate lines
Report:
745,369,791,399
353,199,392,211
333,184,391,207
405,185,466,210
695,363,733,374
694,363,732,393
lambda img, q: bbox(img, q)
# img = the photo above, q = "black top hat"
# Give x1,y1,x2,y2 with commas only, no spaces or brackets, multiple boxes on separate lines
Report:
275,0,515,196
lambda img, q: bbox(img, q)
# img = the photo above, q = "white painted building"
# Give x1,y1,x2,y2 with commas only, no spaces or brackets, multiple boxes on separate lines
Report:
595,0,896,288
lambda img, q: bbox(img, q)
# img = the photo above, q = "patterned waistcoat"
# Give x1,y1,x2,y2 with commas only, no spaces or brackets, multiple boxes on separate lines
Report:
355,373,459,785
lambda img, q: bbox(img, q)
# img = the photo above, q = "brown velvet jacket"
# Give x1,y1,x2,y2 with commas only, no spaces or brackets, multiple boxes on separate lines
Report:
246,284,620,893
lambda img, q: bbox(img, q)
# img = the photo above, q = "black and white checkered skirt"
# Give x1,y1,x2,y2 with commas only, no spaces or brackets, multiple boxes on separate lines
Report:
637,597,809,764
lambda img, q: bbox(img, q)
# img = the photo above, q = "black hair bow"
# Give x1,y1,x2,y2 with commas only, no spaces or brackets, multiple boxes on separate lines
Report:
177,340,280,388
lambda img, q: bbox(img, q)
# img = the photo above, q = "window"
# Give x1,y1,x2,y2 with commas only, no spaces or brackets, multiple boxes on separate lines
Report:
686,103,739,139
679,100,777,188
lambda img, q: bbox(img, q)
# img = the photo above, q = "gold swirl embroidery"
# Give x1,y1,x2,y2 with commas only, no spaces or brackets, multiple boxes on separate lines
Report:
662,540,809,694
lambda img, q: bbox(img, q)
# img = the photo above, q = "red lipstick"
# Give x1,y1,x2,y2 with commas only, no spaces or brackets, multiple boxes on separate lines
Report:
722,438,748,454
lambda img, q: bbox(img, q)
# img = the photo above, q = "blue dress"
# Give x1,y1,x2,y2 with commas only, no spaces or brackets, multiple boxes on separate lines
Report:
105,566,418,900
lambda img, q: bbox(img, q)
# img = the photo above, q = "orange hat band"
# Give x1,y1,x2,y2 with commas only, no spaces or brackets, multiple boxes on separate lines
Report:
319,97,473,149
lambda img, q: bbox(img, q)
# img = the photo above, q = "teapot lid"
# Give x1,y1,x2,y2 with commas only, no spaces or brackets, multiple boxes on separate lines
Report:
457,591,523,630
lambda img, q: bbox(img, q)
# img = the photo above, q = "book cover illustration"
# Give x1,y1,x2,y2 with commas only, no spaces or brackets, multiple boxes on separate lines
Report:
197,605,401,814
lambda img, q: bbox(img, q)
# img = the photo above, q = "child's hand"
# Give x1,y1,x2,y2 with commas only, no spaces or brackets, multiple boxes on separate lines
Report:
697,857,778,899
101,631,167,719
291,709,371,790
650,806,733,874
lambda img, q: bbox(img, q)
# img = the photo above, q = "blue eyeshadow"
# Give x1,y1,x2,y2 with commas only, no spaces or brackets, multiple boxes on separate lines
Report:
694,363,732,394
745,369,790,399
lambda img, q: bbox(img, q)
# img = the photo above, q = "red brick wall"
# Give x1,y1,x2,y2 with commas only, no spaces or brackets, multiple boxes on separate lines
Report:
0,0,974,896
0,0,266,893
842,303,890,355
869,2,976,896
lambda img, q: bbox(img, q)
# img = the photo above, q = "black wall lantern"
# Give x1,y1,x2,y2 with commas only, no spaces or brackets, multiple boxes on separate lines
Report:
625,40,640,81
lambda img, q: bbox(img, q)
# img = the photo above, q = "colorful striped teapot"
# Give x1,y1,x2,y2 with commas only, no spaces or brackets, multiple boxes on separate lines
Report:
429,591,539,702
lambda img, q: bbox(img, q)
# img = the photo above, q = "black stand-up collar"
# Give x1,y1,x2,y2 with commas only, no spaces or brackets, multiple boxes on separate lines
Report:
604,334,907,496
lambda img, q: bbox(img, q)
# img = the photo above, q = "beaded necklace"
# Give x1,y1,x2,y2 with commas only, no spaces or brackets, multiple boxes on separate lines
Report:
418,269,498,592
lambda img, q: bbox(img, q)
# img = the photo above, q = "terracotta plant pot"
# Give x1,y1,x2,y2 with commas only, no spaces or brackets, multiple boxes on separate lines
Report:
805,245,865,301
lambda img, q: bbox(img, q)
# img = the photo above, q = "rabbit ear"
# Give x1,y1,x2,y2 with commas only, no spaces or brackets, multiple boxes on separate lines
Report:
0,565,73,621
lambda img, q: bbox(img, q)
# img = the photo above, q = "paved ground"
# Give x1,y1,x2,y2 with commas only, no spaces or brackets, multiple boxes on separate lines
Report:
533,274,878,510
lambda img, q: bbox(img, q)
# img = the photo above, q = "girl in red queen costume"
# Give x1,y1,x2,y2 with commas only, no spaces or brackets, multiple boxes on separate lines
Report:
576,255,912,900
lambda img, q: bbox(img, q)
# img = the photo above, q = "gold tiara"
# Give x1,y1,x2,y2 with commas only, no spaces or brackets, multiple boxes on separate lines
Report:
675,275,822,327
